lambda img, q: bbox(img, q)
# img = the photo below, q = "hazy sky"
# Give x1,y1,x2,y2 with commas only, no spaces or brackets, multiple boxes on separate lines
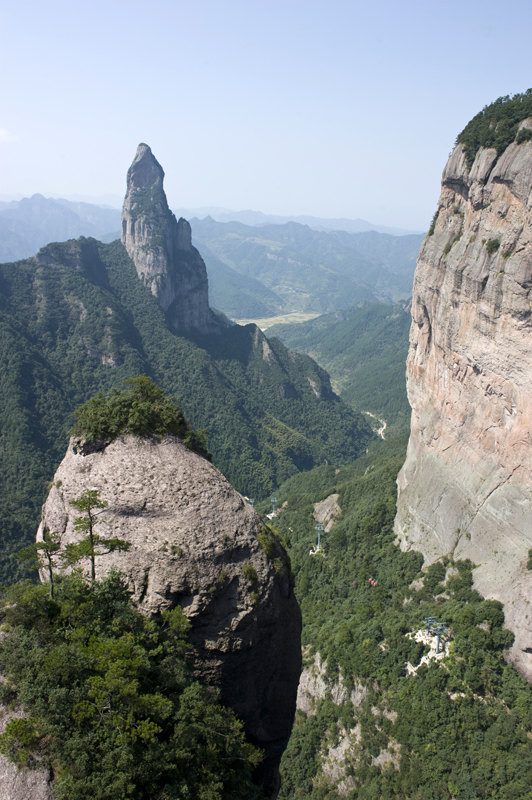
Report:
1,0,530,229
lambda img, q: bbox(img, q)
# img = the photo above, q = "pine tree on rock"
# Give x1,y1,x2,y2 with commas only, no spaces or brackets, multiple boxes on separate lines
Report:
63,490,130,582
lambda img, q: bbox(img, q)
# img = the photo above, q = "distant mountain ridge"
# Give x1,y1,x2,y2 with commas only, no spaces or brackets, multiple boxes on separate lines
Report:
0,193,422,320
192,216,422,318
174,206,422,236
0,194,120,261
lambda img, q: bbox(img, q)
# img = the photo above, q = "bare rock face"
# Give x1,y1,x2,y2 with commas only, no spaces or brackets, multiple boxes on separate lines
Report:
395,124,532,679
121,143,220,334
37,434,301,796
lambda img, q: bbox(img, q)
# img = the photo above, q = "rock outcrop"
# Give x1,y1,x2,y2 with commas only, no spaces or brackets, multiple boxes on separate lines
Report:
36,434,301,796
395,120,532,678
121,143,220,334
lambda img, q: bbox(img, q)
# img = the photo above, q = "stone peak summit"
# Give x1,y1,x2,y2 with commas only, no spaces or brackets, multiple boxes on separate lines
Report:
126,142,165,193
121,143,220,335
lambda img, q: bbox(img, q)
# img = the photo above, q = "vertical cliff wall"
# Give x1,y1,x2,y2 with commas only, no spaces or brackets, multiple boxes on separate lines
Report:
121,143,220,334
395,115,532,679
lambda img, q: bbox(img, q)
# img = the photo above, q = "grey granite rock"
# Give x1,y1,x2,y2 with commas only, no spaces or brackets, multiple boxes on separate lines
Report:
37,433,301,796
121,143,221,334
0,705,53,800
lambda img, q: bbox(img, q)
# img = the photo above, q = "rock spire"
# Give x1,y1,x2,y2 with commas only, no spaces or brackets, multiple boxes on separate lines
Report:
395,119,532,679
121,143,220,334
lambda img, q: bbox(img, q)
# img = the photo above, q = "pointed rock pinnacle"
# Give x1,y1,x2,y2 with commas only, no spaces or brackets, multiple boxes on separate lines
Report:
121,144,220,335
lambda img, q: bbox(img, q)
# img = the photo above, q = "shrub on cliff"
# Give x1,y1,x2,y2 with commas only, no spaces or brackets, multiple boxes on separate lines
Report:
72,376,209,457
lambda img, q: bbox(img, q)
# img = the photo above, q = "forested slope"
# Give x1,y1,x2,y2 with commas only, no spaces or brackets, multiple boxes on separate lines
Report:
268,303,411,437
0,236,371,584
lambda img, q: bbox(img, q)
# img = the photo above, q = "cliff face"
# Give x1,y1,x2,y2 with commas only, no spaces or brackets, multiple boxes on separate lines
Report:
395,121,532,678
36,434,301,796
121,143,220,334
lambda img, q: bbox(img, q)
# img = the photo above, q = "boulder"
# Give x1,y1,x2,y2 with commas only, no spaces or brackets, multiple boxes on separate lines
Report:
37,434,302,796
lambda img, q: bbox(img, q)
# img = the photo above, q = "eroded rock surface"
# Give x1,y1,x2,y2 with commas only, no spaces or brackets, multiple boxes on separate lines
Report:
395,124,532,678
121,143,220,334
37,434,301,796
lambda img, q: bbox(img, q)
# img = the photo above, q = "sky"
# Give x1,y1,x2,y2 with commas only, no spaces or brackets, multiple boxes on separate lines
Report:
1,0,530,230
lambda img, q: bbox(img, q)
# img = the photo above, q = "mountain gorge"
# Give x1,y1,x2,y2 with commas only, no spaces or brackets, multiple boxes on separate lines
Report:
0,145,372,586
267,302,412,438
191,217,422,319
1,92,532,800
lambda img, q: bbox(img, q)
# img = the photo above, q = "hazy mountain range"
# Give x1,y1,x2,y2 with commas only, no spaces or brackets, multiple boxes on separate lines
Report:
174,206,422,235
0,194,423,319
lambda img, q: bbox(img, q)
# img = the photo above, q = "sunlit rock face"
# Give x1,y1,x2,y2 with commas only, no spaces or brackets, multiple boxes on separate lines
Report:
37,434,302,797
395,123,532,679
121,143,220,334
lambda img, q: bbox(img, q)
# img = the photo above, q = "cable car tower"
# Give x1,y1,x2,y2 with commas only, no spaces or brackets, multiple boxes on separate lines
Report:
310,524,324,557
423,616,437,634
434,622,446,654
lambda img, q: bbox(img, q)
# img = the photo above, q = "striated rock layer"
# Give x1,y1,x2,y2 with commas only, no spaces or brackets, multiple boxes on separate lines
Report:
395,123,532,679
37,434,302,797
121,143,220,334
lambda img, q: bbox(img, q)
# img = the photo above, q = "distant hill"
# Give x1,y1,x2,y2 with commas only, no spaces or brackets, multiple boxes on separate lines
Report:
192,217,423,318
268,302,412,437
0,194,121,261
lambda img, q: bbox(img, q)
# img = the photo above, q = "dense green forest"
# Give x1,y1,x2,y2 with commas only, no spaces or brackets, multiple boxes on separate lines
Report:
268,302,411,438
0,572,261,800
0,236,372,584
267,437,532,799
457,89,532,166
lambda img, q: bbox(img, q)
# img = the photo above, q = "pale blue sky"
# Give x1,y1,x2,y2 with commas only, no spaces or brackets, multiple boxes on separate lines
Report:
1,0,530,229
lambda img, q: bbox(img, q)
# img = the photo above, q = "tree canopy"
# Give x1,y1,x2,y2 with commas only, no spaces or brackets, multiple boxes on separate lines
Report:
71,376,209,457
457,89,532,166
0,573,261,799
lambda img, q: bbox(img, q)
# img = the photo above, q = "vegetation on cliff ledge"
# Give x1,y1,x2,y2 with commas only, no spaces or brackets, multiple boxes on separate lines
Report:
457,88,532,166
72,376,209,457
